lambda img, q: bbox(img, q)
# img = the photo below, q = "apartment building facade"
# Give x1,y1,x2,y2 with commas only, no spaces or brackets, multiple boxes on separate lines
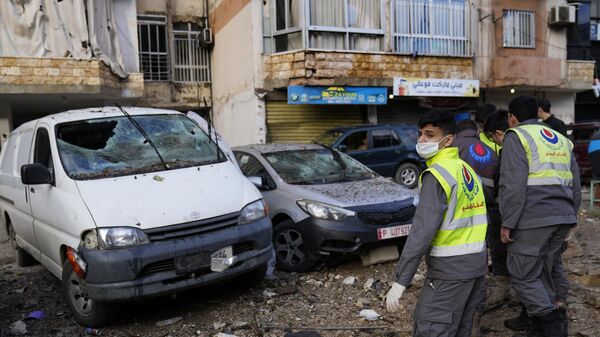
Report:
210,0,594,146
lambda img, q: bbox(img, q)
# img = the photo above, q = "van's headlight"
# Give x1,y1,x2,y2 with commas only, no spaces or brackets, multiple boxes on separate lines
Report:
296,200,355,221
239,200,267,224
96,227,149,249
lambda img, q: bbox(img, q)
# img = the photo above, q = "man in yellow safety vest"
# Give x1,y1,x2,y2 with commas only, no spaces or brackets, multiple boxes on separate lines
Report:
499,96,580,337
386,109,488,337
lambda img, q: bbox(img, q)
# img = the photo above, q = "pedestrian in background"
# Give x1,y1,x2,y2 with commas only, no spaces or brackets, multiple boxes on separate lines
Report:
473,103,500,154
537,98,567,137
387,110,488,337
499,96,580,337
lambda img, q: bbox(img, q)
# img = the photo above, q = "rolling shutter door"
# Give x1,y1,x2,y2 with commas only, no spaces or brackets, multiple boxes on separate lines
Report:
266,102,366,143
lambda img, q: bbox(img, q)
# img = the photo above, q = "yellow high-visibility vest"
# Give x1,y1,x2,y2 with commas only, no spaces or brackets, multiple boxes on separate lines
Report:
420,147,488,257
508,124,573,186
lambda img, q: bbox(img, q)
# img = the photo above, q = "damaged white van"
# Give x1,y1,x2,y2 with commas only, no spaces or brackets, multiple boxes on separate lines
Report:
0,107,272,327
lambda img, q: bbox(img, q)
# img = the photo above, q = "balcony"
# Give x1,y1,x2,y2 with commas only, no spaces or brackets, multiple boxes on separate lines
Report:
0,57,143,98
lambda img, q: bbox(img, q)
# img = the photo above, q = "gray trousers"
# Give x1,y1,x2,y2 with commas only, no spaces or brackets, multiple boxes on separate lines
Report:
413,276,484,337
506,224,571,317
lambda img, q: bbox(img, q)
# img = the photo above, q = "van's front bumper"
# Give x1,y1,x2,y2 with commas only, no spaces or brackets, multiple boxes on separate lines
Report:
80,217,272,302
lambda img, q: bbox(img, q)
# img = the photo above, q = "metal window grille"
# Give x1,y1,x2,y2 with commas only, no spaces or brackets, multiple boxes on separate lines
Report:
503,9,535,48
138,15,169,81
173,23,211,83
392,0,470,57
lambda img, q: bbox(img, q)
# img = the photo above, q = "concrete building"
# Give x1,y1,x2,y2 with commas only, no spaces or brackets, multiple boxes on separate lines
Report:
476,0,595,124
210,0,594,146
0,0,213,143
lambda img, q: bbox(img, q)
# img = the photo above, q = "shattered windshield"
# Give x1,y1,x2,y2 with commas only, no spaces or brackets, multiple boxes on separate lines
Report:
263,149,376,185
56,114,225,180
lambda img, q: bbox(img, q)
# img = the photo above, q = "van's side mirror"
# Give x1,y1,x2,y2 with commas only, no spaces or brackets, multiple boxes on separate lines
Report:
338,144,348,153
248,176,263,188
21,164,52,185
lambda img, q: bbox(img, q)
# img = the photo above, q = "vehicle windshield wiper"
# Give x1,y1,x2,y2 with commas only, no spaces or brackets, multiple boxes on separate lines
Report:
114,103,169,171
317,143,347,171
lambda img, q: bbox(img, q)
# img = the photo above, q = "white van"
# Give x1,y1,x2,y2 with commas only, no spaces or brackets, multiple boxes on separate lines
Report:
0,107,272,327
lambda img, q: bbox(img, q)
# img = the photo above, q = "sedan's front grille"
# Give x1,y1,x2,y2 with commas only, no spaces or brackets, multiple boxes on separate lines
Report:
357,205,416,226
144,212,241,241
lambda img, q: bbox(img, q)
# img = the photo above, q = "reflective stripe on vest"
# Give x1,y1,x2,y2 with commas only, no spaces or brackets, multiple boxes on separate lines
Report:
420,155,488,257
510,125,573,187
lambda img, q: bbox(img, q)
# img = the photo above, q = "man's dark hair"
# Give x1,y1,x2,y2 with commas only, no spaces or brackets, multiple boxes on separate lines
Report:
484,109,509,134
456,119,478,133
418,109,456,135
537,98,551,113
508,96,538,122
474,103,497,125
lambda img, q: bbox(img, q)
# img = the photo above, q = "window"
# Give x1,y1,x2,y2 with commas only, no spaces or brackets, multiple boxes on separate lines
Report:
503,9,535,48
173,23,211,83
138,15,169,81
34,128,53,172
308,0,384,51
235,152,275,189
341,131,368,151
372,129,401,148
263,0,384,53
392,0,470,56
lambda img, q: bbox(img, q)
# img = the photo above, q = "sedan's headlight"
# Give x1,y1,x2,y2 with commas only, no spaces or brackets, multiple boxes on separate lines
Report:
97,227,149,249
239,200,267,224
296,200,355,221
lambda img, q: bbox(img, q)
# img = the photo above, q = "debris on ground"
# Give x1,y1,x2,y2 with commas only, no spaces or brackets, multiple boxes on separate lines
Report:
9,320,27,336
358,309,380,321
342,276,356,285
156,316,183,327
25,310,44,320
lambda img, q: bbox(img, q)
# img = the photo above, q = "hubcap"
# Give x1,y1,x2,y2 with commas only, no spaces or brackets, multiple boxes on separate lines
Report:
68,272,93,316
401,168,417,186
275,229,306,267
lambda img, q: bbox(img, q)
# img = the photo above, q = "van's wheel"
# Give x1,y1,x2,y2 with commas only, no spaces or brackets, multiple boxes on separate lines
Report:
273,220,315,272
394,163,419,189
62,260,116,328
7,223,37,267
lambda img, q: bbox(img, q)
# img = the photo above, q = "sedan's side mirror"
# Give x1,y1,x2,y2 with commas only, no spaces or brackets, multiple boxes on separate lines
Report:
338,144,348,153
248,176,263,188
21,164,52,185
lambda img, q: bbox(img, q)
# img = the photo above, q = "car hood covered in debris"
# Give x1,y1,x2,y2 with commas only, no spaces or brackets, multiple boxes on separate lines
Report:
294,177,417,208
75,161,260,229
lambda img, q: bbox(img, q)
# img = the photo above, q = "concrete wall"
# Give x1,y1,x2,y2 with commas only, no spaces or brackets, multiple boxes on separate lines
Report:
265,51,474,88
137,82,212,110
210,0,265,146
137,0,206,17
0,102,12,144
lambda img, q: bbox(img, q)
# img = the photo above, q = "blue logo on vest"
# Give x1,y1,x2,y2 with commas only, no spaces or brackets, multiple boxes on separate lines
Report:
468,143,492,163
540,128,559,145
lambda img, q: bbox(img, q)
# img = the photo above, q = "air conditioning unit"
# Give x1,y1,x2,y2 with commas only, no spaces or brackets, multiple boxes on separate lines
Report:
200,27,213,47
548,5,576,27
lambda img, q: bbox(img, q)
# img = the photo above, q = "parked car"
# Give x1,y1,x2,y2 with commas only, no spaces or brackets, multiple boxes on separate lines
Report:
567,120,600,182
0,107,272,327
233,144,417,273
313,124,423,188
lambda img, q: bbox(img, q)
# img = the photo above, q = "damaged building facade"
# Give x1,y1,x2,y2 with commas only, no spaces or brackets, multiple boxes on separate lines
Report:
209,0,595,146
0,0,213,142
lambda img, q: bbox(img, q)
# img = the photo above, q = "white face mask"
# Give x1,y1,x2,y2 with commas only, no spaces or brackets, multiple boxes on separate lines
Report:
416,136,448,159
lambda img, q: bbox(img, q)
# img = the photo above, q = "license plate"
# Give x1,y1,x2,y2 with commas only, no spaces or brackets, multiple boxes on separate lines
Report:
377,224,412,240
210,246,233,272
175,252,210,275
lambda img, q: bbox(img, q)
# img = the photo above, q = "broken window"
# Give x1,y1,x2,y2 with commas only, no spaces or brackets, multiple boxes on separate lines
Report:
138,15,169,81
263,149,374,185
173,22,211,83
56,114,225,180
33,128,54,174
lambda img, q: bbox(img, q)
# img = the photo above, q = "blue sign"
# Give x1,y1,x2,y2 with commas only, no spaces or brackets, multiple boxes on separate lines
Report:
288,86,388,105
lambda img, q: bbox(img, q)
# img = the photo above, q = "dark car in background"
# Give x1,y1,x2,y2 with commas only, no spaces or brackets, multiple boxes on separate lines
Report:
313,124,423,188
567,121,600,182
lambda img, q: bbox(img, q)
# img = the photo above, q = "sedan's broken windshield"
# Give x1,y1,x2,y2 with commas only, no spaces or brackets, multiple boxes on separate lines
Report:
56,114,224,179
